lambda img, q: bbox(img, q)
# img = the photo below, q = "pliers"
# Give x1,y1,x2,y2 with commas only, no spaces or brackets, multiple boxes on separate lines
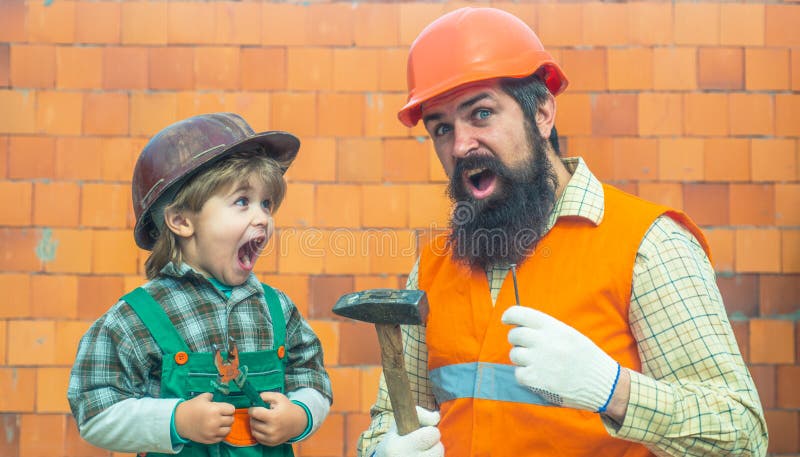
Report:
212,336,268,408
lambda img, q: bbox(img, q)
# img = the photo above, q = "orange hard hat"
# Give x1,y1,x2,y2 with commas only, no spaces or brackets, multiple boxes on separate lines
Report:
398,7,568,127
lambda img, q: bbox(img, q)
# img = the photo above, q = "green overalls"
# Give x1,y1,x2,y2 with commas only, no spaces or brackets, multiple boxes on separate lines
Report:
123,285,294,457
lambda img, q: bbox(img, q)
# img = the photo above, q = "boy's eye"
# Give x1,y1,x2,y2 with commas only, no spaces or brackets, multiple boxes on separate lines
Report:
261,199,272,211
235,197,249,206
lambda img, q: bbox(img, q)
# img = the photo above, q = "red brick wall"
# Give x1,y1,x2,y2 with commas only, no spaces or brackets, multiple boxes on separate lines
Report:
0,1,797,456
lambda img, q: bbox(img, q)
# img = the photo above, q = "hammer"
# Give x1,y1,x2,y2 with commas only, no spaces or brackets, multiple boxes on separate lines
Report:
333,289,429,435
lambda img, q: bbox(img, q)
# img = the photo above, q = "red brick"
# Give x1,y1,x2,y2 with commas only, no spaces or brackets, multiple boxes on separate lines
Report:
309,275,354,320
8,136,55,180
400,3,450,46
612,138,659,181
607,48,653,91
10,44,56,88
307,3,354,46
167,2,215,45
240,48,285,91
735,229,781,273
329,367,362,413
0,90,36,134
30,274,78,319
731,321,749,362
759,274,800,316
33,181,79,227
639,183,683,211
653,48,697,91
339,321,380,365
55,137,103,181
658,138,704,181
749,364,776,409
765,410,800,454
214,2,261,46
360,366,382,413
223,92,270,133
345,413,372,457
149,47,194,90
568,138,612,181
77,275,124,320
684,183,729,227
362,185,409,228
43,229,92,274
794,50,800,91
27,1,75,43
103,46,147,90
536,3,582,47
628,2,672,45
65,415,107,457
0,368,36,412
674,3,720,45
338,139,383,183
83,92,129,136
582,3,629,46
561,49,607,92
556,93,592,136
408,184,450,229
36,367,70,412
56,46,102,90
750,319,795,364
333,49,380,92
684,93,729,136
276,228,325,275
271,92,317,137
698,48,744,90
262,4,307,46
285,138,336,183
354,3,400,47
746,48,790,91
0,414,19,456
776,185,800,227
8,320,56,365
298,412,344,456
729,93,774,136
365,93,411,138
259,274,309,316
75,1,120,44
0,45,9,88
782,230,800,273
0,274,31,318
729,184,775,226
704,139,750,182
315,185,361,228
195,46,240,90
0,0,25,42
92,230,139,274
318,93,365,137
275,183,314,229
323,230,371,276
777,365,800,408
384,139,429,183
765,5,800,47
81,183,131,229
287,48,333,91
592,94,637,136
367,229,416,275
776,94,800,136
752,139,797,183
130,92,178,137
0,182,32,226
121,2,167,45
720,4,765,46
19,414,65,457
36,90,83,135
378,48,407,92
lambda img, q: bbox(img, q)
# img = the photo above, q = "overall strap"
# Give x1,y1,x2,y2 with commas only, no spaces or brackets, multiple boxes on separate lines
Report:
122,287,190,354
261,284,286,350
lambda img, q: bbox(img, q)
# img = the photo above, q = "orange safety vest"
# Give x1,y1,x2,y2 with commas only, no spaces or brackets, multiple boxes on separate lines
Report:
419,184,710,457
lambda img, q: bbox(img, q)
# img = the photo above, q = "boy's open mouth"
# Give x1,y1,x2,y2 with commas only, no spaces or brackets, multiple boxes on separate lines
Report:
463,167,497,200
238,235,266,270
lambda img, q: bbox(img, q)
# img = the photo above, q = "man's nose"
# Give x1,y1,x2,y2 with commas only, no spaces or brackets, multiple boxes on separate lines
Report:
452,122,479,159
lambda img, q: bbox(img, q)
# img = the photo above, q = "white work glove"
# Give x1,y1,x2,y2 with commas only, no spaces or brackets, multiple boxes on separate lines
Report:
501,305,621,413
374,406,444,457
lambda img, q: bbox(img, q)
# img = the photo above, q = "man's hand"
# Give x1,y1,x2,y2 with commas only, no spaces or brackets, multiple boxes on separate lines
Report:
375,406,444,457
501,305,621,413
174,392,235,444
249,392,307,446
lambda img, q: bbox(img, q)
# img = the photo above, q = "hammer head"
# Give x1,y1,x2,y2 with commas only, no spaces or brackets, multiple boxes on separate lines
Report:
333,289,428,325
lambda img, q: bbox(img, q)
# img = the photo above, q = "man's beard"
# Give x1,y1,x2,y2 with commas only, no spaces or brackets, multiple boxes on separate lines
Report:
446,132,558,270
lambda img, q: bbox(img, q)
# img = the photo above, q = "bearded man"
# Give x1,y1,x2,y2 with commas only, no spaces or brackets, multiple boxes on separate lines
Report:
357,7,767,457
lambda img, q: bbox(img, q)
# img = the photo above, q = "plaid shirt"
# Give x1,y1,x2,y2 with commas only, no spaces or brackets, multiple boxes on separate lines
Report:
68,262,331,427
358,158,767,456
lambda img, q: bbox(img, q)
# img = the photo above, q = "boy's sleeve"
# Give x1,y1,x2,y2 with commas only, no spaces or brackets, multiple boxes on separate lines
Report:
278,290,333,404
288,387,330,441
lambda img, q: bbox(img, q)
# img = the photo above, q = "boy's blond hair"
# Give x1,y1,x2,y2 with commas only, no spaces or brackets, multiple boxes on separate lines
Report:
145,150,286,279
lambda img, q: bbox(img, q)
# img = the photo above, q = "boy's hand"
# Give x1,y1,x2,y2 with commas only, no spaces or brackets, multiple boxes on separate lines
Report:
249,392,307,446
174,392,236,444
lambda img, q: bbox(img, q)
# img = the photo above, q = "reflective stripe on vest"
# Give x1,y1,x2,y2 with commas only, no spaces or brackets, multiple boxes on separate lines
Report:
430,362,554,406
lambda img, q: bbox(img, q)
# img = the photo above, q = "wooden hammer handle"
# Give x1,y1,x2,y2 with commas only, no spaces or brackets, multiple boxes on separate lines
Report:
375,323,420,435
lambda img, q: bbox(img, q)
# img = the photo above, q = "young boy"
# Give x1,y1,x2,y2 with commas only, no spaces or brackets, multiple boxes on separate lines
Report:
68,113,332,456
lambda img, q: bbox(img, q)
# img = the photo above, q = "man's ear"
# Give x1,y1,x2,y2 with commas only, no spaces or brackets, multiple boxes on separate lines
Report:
163,206,194,238
535,93,556,141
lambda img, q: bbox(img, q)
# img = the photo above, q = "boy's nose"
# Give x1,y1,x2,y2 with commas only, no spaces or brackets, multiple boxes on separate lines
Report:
252,208,270,227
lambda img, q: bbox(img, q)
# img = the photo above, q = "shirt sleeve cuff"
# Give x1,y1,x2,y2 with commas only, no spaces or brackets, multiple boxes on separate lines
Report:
601,371,675,444
287,400,313,443
170,399,190,447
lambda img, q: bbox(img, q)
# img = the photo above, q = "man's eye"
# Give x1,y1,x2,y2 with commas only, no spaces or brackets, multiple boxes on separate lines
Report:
474,109,491,120
434,124,452,137
235,197,249,206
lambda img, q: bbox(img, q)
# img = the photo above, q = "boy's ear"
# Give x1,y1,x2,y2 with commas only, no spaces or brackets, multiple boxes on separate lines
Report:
163,206,194,238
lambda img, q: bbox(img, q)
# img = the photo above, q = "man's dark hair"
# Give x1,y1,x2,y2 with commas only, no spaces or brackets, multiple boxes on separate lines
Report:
499,73,561,155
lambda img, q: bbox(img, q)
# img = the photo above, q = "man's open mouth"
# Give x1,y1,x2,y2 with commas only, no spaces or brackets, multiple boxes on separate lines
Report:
238,235,266,270
463,167,498,200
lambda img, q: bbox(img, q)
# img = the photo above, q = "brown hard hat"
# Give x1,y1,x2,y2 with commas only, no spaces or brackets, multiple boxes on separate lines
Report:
132,112,299,250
